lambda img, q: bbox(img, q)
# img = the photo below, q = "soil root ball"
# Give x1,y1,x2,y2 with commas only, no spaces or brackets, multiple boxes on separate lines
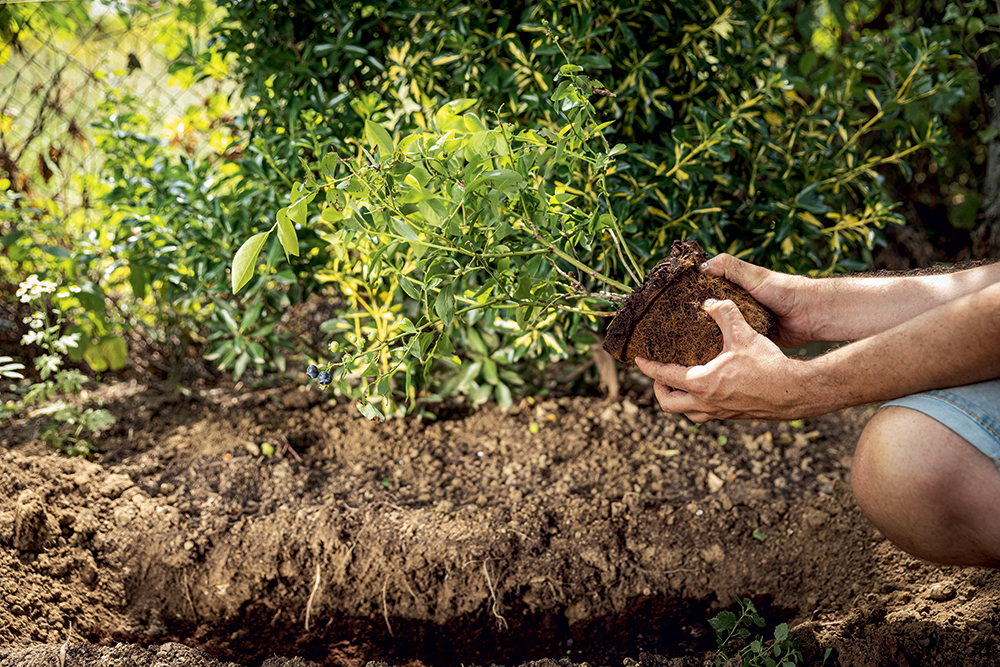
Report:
603,240,776,365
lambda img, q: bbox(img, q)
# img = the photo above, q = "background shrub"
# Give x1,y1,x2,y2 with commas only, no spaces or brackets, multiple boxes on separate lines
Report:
3,0,996,405
214,0,989,414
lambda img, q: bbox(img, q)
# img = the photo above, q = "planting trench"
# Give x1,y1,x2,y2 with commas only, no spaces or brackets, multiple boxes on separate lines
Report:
2,380,1000,667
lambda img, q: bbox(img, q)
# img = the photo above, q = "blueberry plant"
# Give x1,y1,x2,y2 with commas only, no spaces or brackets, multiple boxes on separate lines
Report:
230,4,966,418
239,55,634,418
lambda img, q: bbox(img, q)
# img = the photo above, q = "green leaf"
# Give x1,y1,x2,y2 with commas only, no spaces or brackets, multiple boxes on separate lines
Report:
232,231,269,293
498,369,524,386
798,51,817,76
129,264,150,299
99,336,128,371
469,130,496,156
391,217,421,243
494,381,512,411
709,610,737,632
240,302,263,334
435,284,456,326
455,360,482,391
37,244,70,259
467,169,524,193
233,350,250,379
219,307,239,333
365,119,394,160
83,346,107,372
399,317,417,334
466,327,488,356
464,113,487,132
774,623,789,642
83,336,129,373
76,282,106,314
357,401,385,421
482,358,498,385
276,207,299,257
471,383,492,405
391,162,415,175
399,275,421,300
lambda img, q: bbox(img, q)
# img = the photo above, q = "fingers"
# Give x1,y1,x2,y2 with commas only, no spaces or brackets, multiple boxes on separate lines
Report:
704,298,753,350
638,357,708,416
700,252,766,293
635,356,690,390
652,381,711,421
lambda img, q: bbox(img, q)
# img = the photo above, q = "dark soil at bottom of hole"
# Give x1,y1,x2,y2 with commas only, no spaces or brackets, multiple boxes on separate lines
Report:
96,596,743,667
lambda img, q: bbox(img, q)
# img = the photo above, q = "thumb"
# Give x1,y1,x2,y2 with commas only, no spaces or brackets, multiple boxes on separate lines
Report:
704,299,753,351
701,253,762,293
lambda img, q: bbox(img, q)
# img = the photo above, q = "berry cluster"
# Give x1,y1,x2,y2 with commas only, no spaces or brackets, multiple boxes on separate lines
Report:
306,364,331,387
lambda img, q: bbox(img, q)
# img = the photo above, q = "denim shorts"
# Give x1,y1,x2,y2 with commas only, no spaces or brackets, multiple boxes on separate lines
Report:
881,379,1000,473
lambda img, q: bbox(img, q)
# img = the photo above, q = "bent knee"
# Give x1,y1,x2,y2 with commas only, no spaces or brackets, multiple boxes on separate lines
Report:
851,407,955,510
851,406,1000,567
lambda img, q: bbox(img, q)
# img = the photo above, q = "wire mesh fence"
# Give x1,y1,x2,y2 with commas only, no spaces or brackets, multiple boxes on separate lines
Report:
0,0,234,218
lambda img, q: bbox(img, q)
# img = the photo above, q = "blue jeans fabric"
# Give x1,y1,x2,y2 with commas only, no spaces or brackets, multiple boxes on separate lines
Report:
881,379,1000,473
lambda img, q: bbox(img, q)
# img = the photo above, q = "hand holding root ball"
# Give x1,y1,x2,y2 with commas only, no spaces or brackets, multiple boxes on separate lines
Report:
635,299,804,423
604,240,809,423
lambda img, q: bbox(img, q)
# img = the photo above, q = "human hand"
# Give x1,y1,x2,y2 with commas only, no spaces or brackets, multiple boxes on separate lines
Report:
701,253,816,348
635,299,811,423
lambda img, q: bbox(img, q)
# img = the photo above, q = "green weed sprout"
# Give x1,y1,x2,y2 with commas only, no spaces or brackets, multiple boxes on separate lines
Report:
710,596,803,667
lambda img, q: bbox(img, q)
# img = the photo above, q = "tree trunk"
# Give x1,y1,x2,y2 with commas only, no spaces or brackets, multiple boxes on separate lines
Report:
976,83,1000,256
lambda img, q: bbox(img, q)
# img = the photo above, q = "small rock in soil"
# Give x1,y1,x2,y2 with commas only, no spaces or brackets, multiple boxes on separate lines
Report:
927,581,957,602
706,471,725,494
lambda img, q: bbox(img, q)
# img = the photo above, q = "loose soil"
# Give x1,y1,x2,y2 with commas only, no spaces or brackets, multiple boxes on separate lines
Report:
2,375,1000,667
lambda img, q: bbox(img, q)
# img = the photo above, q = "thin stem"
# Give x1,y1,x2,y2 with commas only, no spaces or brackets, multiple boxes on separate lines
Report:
519,204,632,293
600,204,642,286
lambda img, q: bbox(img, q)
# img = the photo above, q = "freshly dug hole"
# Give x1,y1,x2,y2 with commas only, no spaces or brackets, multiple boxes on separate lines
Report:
5,383,1000,667
603,240,776,365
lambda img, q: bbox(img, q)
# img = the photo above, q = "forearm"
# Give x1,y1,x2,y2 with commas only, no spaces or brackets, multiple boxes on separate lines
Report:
807,262,1000,343
799,282,1000,415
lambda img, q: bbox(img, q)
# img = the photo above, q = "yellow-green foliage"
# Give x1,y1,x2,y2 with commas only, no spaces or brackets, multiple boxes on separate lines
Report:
223,1,969,414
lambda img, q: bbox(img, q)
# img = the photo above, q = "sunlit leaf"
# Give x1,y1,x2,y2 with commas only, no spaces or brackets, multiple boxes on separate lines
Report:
232,231,269,293
365,119,394,159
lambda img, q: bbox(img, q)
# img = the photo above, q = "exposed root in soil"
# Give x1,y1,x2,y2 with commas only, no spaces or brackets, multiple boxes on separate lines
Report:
381,575,393,638
305,561,322,632
480,560,508,631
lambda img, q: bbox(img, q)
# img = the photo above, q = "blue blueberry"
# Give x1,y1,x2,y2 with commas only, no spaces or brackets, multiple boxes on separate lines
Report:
306,364,319,379
317,371,332,386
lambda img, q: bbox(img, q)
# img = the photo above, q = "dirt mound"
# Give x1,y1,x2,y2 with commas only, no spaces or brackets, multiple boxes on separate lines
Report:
603,240,775,365
2,380,1000,667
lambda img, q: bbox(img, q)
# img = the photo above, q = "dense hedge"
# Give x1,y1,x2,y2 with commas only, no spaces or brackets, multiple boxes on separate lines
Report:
212,0,976,273
205,0,990,413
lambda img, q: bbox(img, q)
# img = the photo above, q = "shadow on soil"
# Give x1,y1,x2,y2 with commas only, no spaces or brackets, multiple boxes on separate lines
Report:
94,595,791,667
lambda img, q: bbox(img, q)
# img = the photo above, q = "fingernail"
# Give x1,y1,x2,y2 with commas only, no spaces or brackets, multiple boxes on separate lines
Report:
704,298,717,307
699,262,708,271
